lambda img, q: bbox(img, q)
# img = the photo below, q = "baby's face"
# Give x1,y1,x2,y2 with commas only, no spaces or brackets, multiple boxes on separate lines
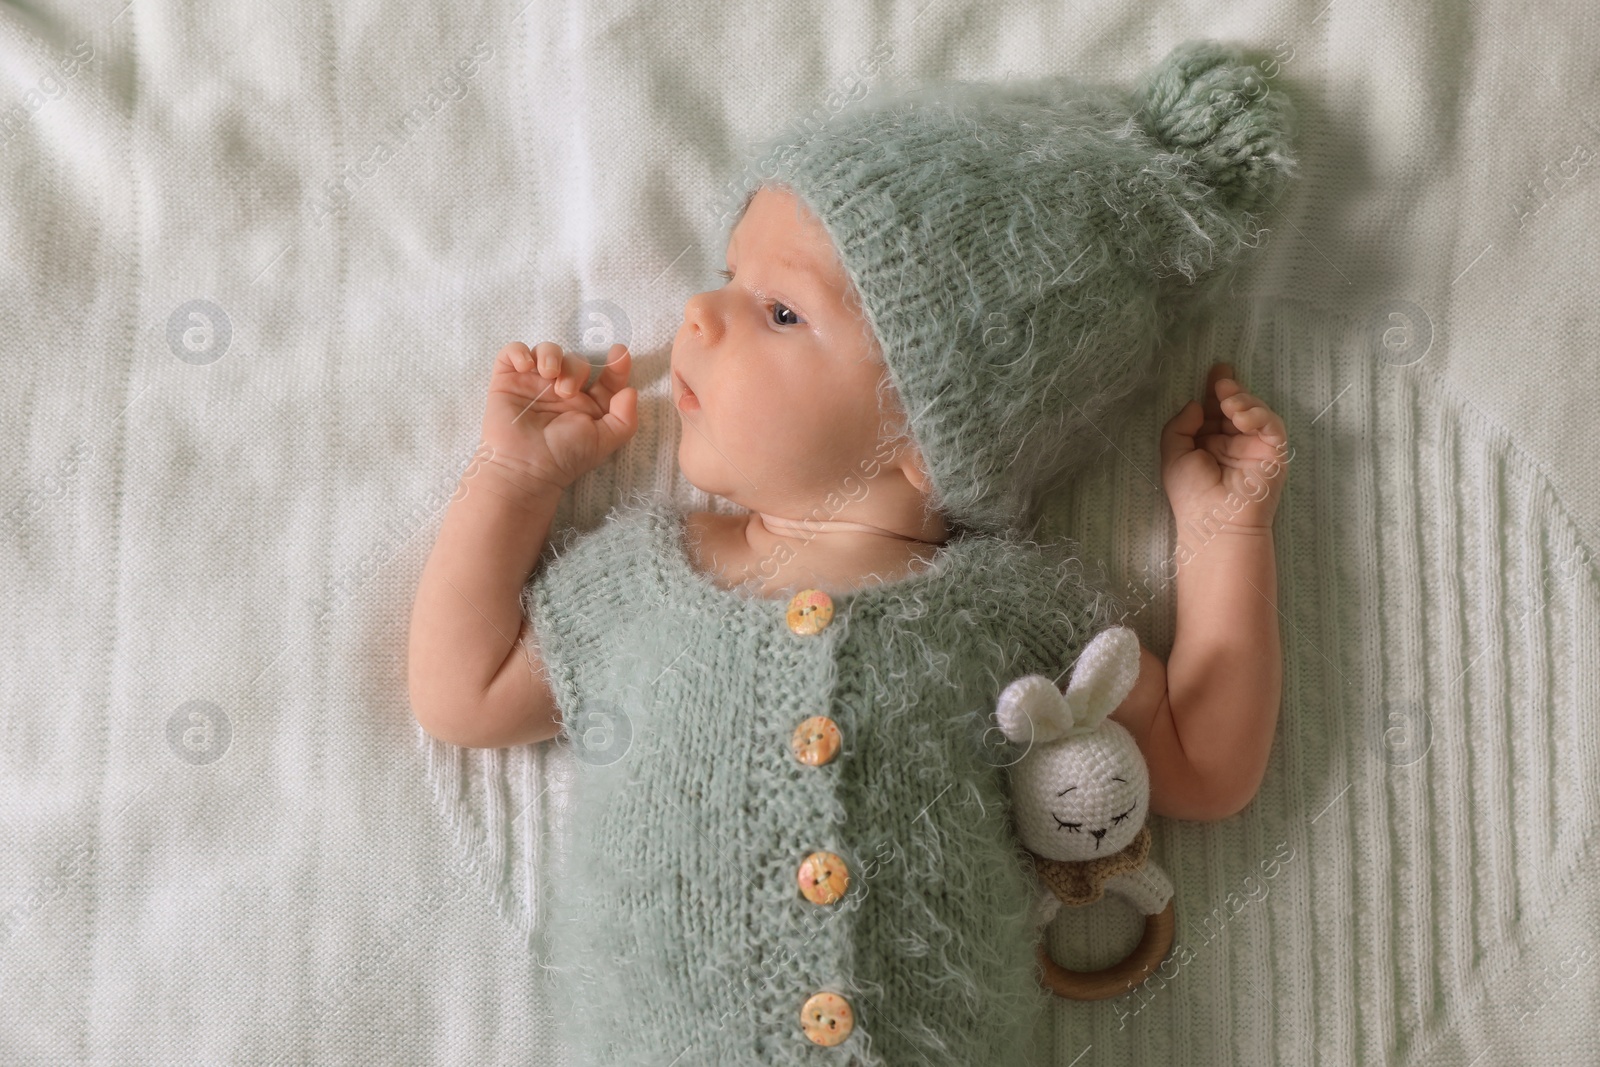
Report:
670,184,910,514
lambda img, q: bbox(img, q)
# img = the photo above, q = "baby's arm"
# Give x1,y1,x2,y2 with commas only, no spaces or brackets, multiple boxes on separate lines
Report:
1108,362,1289,821
408,341,637,748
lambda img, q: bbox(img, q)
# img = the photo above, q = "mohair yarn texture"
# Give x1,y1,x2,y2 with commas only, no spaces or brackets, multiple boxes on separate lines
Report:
522,491,1121,1066
723,38,1298,539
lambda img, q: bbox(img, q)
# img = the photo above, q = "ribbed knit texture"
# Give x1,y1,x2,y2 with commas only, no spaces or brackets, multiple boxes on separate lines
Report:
519,490,1120,1066
721,39,1297,539
1031,300,1600,1065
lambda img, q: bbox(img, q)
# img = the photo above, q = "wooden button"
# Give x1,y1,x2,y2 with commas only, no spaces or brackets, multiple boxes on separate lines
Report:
800,991,853,1046
797,850,849,905
785,589,834,635
790,715,842,766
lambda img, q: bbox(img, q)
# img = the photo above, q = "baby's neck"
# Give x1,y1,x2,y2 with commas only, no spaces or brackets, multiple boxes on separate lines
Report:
752,511,941,544
683,509,949,600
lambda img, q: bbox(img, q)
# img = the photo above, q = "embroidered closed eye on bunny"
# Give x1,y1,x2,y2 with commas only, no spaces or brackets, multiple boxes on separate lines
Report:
997,625,1177,998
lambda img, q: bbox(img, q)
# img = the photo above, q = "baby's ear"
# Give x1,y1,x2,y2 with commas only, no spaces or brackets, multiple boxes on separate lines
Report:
897,441,933,494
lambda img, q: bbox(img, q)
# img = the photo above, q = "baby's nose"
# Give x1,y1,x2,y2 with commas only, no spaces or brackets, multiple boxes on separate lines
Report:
681,293,720,342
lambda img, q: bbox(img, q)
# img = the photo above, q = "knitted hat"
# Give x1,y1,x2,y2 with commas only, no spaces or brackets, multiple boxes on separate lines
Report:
718,39,1298,538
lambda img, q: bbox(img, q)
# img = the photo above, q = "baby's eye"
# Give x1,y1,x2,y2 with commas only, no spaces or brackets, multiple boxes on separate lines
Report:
1052,814,1082,833
1109,803,1136,825
715,268,803,328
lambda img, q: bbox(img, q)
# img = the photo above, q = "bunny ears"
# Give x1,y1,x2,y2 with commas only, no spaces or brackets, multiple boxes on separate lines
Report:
996,627,1143,746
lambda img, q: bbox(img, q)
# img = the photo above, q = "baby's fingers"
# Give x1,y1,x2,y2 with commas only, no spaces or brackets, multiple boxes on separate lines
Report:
590,384,640,457
577,344,633,410
1158,397,1204,472
497,341,534,374
595,344,631,392
532,341,593,399
1221,390,1288,447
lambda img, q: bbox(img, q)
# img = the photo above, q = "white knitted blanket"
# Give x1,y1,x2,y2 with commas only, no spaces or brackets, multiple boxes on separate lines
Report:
4,1,1597,1064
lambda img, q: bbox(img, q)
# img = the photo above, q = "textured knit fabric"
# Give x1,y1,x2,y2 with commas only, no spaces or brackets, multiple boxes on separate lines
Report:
521,490,1120,1066
721,39,1298,539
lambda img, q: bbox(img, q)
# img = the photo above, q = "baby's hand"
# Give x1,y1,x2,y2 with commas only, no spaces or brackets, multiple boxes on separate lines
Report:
1158,362,1289,534
478,341,638,493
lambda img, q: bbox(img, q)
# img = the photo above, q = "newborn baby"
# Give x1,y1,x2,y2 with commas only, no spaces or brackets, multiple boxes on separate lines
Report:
410,39,1294,1066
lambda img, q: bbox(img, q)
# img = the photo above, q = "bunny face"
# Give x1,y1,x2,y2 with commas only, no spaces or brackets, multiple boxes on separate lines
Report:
1007,720,1149,862
994,627,1150,862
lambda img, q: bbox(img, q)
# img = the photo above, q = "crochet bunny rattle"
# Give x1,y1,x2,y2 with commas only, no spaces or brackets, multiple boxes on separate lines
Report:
996,625,1176,1001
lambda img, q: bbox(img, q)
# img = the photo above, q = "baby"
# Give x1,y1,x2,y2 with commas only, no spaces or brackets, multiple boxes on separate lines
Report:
410,39,1293,1066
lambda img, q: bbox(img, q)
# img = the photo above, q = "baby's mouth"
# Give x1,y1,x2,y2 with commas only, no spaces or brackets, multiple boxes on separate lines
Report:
673,369,699,410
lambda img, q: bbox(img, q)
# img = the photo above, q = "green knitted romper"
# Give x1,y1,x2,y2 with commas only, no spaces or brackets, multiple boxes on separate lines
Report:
523,492,1117,1065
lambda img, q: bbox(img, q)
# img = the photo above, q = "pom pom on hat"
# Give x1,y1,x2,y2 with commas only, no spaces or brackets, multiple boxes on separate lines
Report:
720,39,1298,538
1133,39,1298,219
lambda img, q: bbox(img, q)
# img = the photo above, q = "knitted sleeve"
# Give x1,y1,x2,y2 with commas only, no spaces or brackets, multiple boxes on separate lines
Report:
518,504,649,726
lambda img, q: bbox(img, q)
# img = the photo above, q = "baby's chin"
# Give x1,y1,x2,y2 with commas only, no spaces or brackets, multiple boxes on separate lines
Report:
674,443,721,502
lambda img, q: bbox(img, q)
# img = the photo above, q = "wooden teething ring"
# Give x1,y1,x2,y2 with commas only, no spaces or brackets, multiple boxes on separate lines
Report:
1035,899,1176,1001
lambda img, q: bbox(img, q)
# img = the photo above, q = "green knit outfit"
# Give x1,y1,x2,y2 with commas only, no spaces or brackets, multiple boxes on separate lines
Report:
523,37,1294,1066
524,492,1119,1065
